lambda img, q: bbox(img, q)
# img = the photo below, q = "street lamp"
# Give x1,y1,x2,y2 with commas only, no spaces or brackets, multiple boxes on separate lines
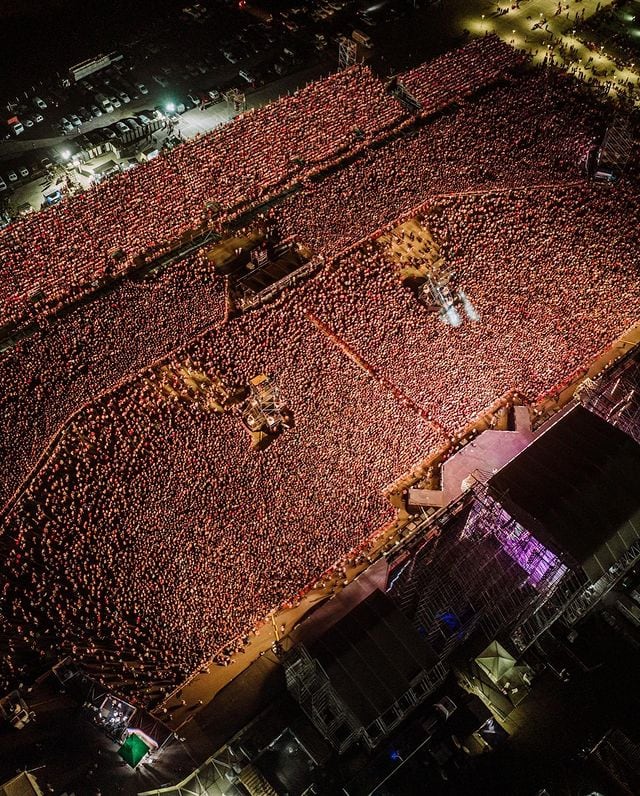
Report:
165,102,176,114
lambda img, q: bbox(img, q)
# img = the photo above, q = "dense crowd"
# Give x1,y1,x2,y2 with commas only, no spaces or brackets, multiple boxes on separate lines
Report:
302,184,640,436
0,251,227,509
272,67,602,256
399,34,523,113
0,39,639,700
0,63,406,331
0,299,443,697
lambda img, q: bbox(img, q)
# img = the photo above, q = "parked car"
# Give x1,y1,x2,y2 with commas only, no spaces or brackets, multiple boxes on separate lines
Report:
118,90,131,104
136,82,149,95
6,170,18,182
113,121,129,135
60,117,74,134
22,116,34,128
69,114,82,127
223,50,238,64
239,70,255,84
109,95,121,108
77,106,92,122
33,111,44,123
101,127,117,140
40,156,53,169
18,165,29,178
137,112,152,125
123,118,140,131
0,176,8,191
90,104,102,117
33,96,47,110
9,120,24,135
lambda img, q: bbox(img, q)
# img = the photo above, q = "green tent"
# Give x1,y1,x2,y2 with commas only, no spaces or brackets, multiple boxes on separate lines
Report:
118,733,150,768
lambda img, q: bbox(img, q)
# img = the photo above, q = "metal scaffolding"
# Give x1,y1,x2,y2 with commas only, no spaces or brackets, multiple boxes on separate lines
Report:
388,485,573,660
361,660,448,748
284,645,362,754
577,351,640,446
598,114,634,173
591,729,640,794
338,36,358,69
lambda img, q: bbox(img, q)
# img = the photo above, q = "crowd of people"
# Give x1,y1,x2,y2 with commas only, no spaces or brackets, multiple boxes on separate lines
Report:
0,39,639,700
0,63,406,332
272,66,602,256
0,251,227,509
399,34,523,113
0,297,443,698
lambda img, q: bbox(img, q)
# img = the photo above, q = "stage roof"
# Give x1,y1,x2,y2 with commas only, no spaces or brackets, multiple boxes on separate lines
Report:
311,589,438,727
489,405,640,581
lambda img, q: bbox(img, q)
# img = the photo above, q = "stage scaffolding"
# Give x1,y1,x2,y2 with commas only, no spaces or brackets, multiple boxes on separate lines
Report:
388,484,573,660
283,643,447,752
338,36,358,69
284,645,362,754
577,350,640,446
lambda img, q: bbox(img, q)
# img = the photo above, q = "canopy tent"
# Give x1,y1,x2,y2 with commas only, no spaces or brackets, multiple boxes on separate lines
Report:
119,733,150,768
475,641,516,683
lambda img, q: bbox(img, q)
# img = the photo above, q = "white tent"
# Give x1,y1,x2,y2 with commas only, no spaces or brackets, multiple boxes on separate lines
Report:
475,641,516,683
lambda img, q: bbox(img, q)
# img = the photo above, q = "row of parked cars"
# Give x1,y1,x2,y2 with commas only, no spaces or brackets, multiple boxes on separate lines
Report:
53,70,151,136
0,155,53,194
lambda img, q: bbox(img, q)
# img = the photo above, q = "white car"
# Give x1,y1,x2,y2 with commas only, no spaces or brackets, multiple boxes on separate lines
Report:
33,96,47,109
61,117,74,134
22,116,34,128
90,105,102,117
33,111,44,123
69,114,82,127
0,176,7,191
6,170,18,182
136,82,149,95
114,121,129,134
118,91,131,104
18,165,29,178
110,96,122,108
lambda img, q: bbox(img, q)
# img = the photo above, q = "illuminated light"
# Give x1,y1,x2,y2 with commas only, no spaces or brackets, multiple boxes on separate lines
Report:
165,102,176,113
61,149,71,160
